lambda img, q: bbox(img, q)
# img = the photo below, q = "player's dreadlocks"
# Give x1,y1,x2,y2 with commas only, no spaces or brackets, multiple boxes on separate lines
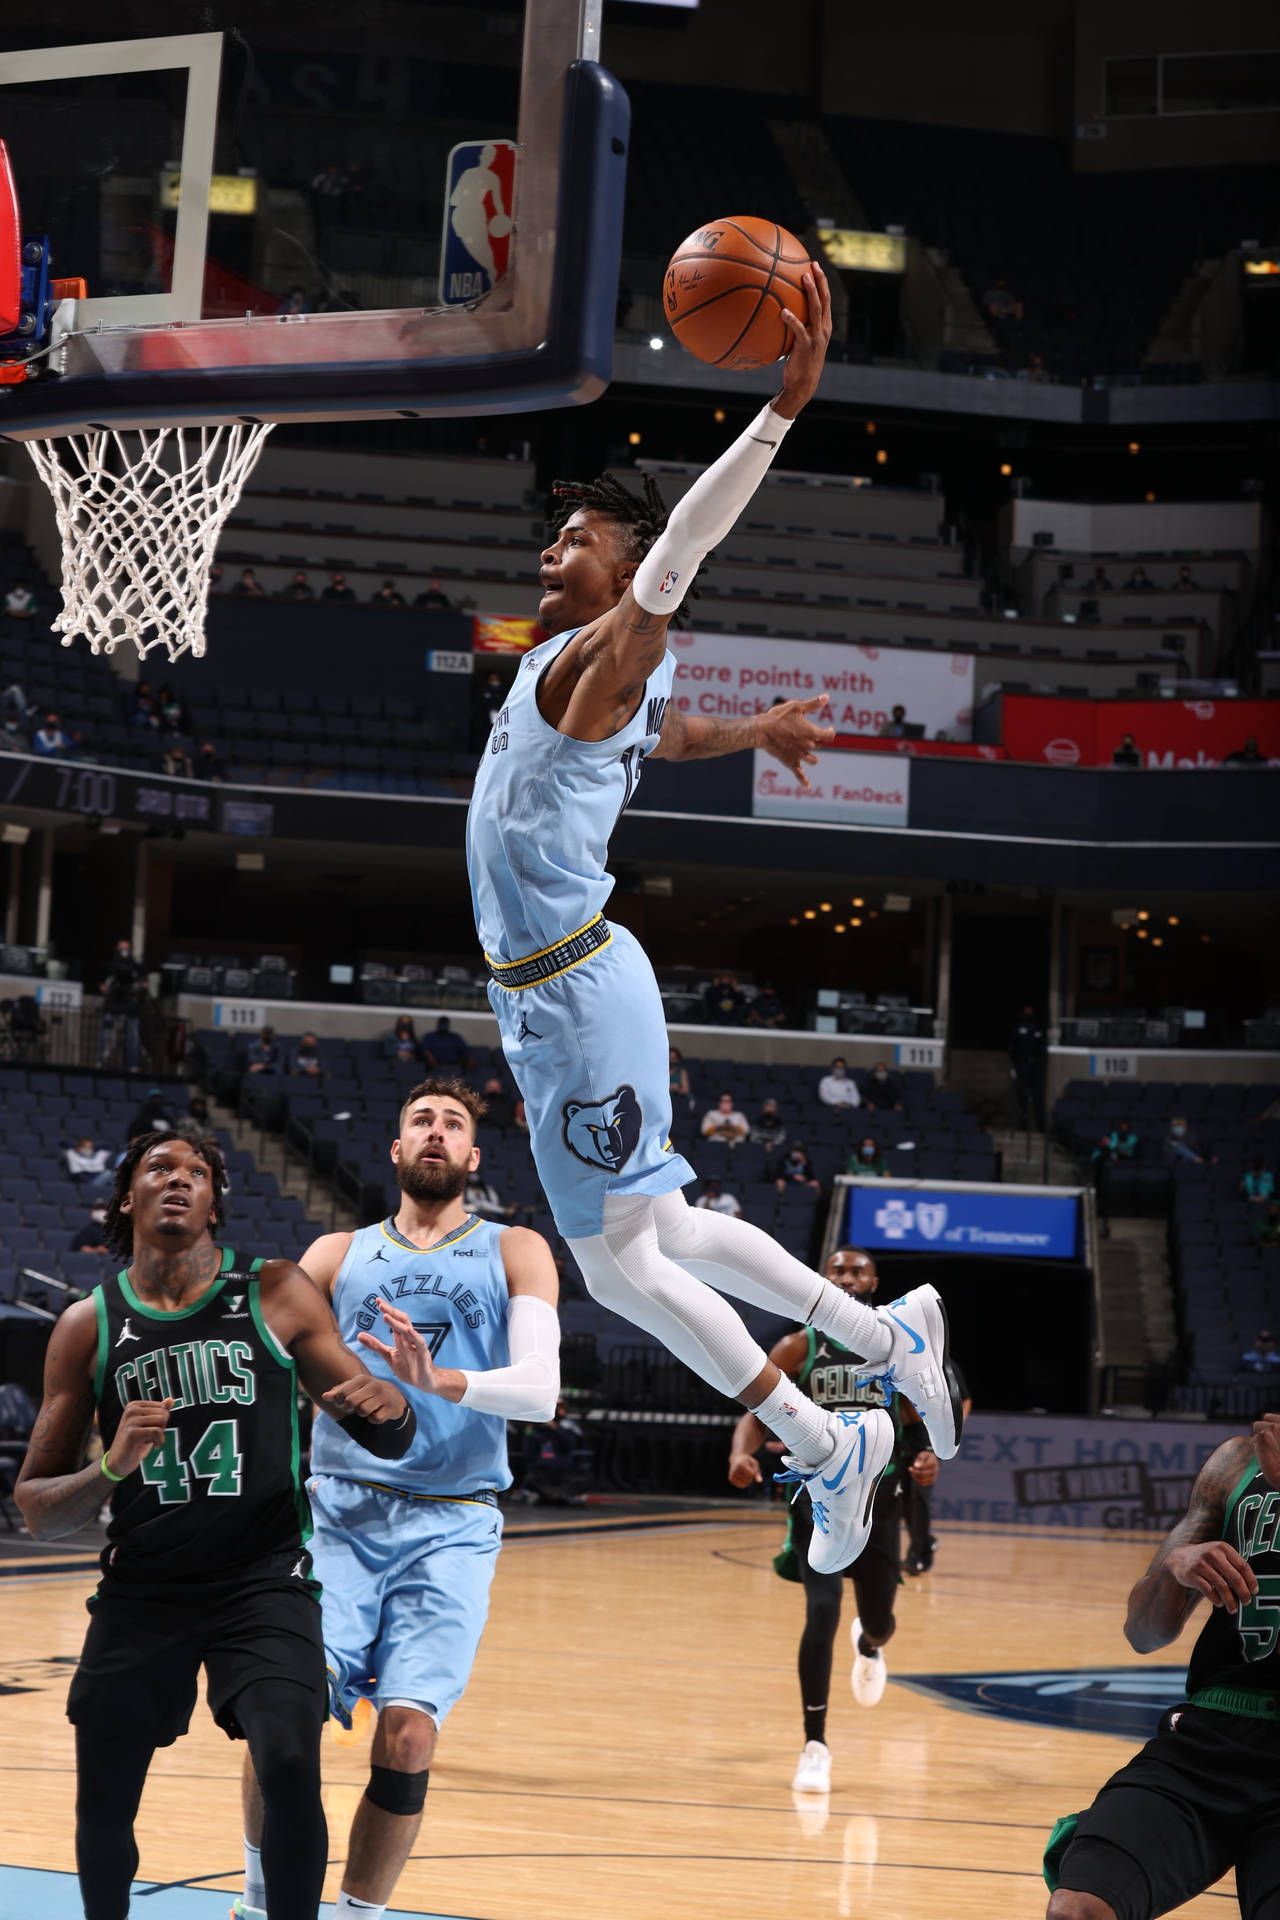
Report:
548,471,702,626
104,1130,230,1260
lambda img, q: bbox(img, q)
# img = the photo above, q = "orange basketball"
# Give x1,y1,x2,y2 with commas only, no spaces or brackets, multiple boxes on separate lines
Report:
662,217,811,370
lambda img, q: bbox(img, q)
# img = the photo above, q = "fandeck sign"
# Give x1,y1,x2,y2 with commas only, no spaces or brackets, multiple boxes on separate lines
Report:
1002,695,1280,769
751,748,909,827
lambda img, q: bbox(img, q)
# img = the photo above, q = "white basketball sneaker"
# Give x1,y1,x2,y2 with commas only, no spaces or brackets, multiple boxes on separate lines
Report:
229,1903,267,1920
777,1409,895,1575
850,1615,888,1707
792,1739,832,1794
876,1283,963,1460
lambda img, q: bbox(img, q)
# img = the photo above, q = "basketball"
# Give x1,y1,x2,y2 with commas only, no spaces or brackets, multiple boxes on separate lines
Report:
663,217,812,370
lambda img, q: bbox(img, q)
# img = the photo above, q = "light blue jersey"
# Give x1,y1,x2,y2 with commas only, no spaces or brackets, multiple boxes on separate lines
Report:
464,632,695,1239
310,1214,512,1495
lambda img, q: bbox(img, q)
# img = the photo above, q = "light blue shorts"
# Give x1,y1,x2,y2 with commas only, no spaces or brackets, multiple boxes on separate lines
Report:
488,920,696,1239
308,1474,502,1727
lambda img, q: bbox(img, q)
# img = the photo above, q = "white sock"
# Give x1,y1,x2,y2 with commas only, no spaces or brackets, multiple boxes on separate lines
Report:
244,1838,266,1909
337,1895,387,1919
811,1285,892,1364
752,1377,836,1467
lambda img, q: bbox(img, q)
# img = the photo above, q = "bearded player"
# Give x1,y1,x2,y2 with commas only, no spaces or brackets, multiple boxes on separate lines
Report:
466,260,961,1577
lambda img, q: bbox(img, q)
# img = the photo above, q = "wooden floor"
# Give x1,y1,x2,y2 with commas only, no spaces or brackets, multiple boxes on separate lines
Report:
0,1510,1237,1918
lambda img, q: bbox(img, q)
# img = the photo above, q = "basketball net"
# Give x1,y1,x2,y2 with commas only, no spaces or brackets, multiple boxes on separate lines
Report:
25,422,273,662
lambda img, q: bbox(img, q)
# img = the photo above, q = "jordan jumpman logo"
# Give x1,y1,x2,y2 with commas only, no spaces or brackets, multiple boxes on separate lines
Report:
516,1010,543,1042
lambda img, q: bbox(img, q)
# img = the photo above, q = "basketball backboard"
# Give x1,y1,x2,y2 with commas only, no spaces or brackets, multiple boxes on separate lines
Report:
0,0,626,435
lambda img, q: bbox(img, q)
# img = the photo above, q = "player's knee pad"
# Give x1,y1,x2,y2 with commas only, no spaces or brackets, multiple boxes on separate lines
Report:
366,1763,429,1816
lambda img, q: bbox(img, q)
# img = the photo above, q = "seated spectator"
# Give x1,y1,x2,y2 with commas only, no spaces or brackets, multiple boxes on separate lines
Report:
982,278,1023,322
696,1179,741,1216
65,1137,113,1192
128,1088,176,1139
2,680,30,738
1241,1328,1280,1370
464,1170,516,1221
173,1094,212,1143
278,285,311,316
1084,565,1114,592
847,1136,887,1177
233,567,264,597
1254,1202,1280,1249
131,692,161,732
520,1400,588,1506
750,1097,787,1152
279,570,315,601
32,712,73,757
423,1016,470,1071
194,742,225,781
481,1074,516,1131
701,1092,749,1145
702,973,746,1025
246,1026,281,1074
1112,733,1142,768
1094,1119,1139,1163
415,575,453,612
1241,1159,1276,1203
669,1045,693,1109
372,579,407,610
5,580,37,620
209,563,225,594
1225,738,1267,766
384,1016,422,1062
1164,1115,1205,1166
863,1062,903,1111
163,742,194,779
746,980,787,1028
776,1145,820,1192
1175,564,1199,591
158,685,192,734
291,1032,323,1076
322,572,356,602
878,704,908,739
69,1200,111,1254
1124,565,1153,590
818,1057,861,1109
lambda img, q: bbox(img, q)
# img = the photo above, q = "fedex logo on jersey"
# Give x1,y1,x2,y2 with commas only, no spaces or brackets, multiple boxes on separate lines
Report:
439,140,517,306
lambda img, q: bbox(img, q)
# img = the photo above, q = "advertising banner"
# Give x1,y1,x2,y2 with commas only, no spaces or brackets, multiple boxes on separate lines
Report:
472,615,544,655
934,1413,1243,1530
751,749,909,827
847,1182,1080,1260
1002,695,1280,769
669,630,975,740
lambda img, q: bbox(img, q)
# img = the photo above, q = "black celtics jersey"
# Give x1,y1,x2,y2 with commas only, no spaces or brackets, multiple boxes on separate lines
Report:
91,1248,311,1586
796,1326,905,1477
1186,1458,1280,1709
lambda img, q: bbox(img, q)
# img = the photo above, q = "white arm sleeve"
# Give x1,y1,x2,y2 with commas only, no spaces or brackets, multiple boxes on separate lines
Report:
457,1293,561,1422
631,402,793,615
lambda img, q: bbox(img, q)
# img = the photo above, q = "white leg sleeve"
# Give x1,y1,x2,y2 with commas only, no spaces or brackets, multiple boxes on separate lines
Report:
568,1194,769,1401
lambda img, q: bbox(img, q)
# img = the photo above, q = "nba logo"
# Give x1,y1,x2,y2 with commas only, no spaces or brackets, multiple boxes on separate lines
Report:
440,140,518,306
660,570,679,595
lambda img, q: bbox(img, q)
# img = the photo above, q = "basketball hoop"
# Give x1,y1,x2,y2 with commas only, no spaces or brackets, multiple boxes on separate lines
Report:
25,422,272,662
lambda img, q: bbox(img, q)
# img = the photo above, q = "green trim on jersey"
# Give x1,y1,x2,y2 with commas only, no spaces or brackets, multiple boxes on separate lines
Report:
1223,1457,1259,1540
1190,1683,1280,1722
91,1286,109,1405
248,1276,312,1550
249,1273,291,1369
117,1244,234,1320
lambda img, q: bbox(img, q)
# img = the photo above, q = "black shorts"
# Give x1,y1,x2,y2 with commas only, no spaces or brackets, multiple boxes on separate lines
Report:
791,1472,901,1640
66,1549,326,1747
1051,1704,1280,1920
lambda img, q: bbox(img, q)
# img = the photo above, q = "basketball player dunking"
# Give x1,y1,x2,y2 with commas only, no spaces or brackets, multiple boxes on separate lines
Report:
728,1246,941,1794
15,1132,415,1920
1044,1412,1280,1920
235,1078,560,1920
466,260,962,1575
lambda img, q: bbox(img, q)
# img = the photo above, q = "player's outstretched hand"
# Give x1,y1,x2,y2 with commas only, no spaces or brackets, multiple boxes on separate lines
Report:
757,693,835,788
357,1301,445,1396
1166,1539,1258,1611
728,1449,763,1488
323,1369,408,1423
773,262,832,420
1255,1412,1280,1490
108,1397,174,1477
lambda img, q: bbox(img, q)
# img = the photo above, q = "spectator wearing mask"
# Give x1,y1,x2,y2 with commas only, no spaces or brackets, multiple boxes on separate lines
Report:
1091,1118,1139,1231
847,1136,887,1177
776,1145,820,1193
163,742,194,779
1124,565,1153,590
131,692,161,732
5,580,37,621
322,572,355,602
1225,738,1267,767
422,1016,471,1072
750,1097,787,1153
32,713,73,757
233,567,264,597
1084,565,1114,593
1175,565,1199,591
279,570,315,601
1241,1328,1280,1370
1164,1115,1205,1166
669,1046,693,1110
1008,1005,1046,1131
878,705,908,740
1254,1203,1280,1249
65,1137,113,1193
746,981,787,1029
99,939,147,1073
128,1088,175,1140
384,1016,422,1063
702,974,747,1026
464,1170,517,1222
246,1026,281,1075
415,576,453,612
481,1074,516,1131
158,686,191,735
372,579,407,609
1241,1160,1276,1204
70,1200,111,1254
1112,734,1142,769
701,1092,749,1145
291,1032,323,1076
863,1062,903,1112
696,1179,742,1217
818,1058,861,1110
194,742,225,781
173,1094,212,1144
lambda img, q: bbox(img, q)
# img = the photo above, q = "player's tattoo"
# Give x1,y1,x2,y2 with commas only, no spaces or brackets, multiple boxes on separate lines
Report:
654,703,762,761
1124,1437,1255,1648
19,1460,111,1539
131,1240,222,1306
